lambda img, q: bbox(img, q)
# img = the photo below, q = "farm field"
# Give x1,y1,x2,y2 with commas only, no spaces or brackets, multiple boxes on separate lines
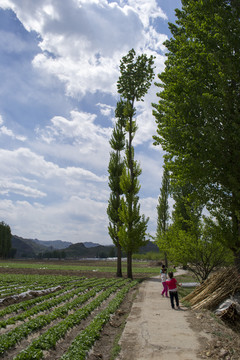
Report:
0,259,158,359
0,259,161,278
0,269,139,359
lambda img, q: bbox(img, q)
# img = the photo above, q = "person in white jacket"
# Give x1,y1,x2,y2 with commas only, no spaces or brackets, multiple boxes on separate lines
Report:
160,267,168,297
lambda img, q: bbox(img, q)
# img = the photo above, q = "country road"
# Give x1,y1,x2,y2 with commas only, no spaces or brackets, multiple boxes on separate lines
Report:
116,270,210,360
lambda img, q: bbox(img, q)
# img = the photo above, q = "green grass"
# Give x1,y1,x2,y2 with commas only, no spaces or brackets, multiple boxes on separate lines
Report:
0,260,161,275
175,272,198,299
132,252,162,261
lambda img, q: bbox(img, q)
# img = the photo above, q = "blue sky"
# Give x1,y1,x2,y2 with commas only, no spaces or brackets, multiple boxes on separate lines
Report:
0,0,181,244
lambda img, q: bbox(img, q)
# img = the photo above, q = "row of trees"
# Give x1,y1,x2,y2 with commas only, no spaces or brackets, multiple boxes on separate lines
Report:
154,0,240,278
156,165,234,281
109,0,239,279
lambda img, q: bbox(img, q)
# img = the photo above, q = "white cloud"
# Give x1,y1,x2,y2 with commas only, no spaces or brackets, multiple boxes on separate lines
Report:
0,115,26,141
97,103,114,117
140,196,158,237
0,195,110,244
35,109,112,170
0,147,107,182
0,181,46,198
138,149,164,196
128,0,167,27
0,0,167,99
0,0,173,244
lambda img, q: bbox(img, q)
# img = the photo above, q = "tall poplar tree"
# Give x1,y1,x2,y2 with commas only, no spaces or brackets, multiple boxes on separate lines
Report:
153,0,240,268
107,100,126,277
156,165,170,267
117,49,155,278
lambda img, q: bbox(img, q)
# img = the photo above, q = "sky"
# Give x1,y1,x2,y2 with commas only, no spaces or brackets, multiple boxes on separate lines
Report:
0,0,182,245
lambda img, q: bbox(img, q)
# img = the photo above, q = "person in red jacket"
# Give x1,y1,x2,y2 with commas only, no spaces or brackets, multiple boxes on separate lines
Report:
166,271,182,309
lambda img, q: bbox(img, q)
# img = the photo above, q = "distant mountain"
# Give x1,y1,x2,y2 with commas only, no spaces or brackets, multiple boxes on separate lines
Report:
10,236,114,259
32,239,100,249
31,239,72,250
10,235,158,259
63,243,115,258
139,241,159,254
83,242,101,248
11,235,50,258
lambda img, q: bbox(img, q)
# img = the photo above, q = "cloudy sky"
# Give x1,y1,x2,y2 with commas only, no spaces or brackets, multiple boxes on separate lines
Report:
0,0,181,245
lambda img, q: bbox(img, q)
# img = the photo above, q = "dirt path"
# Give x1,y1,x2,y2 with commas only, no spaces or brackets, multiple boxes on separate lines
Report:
116,272,209,360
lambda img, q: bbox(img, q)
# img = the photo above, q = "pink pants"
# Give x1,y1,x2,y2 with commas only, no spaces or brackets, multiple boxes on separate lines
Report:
161,282,168,296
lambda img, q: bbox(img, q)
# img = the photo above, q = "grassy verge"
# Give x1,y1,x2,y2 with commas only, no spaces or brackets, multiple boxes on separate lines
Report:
110,285,139,359
175,272,198,301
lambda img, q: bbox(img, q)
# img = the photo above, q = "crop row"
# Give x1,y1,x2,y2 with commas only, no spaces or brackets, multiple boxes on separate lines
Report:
13,279,133,360
0,273,84,299
0,278,127,356
0,278,110,328
0,277,100,318
61,280,138,360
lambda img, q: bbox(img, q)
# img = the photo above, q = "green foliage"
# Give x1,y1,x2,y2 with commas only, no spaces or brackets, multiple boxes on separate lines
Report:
156,164,170,266
0,260,162,275
153,0,240,266
0,221,12,258
175,273,198,299
132,252,162,261
156,181,233,281
107,100,127,277
107,100,126,244
116,49,155,278
117,49,155,103
156,165,170,236
0,278,127,358
60,281,137,360
161,219,233,282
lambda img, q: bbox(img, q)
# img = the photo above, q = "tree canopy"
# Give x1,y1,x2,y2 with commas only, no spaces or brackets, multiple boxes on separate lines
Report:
153,0,240,267
0,221,12,258
117,49,155,278
107,100,126,277
156,165,170,267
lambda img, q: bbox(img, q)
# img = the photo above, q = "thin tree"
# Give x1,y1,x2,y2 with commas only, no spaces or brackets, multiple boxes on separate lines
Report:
117,49,155,278
156,165,170,267
0,221,12,258
107,100,126,277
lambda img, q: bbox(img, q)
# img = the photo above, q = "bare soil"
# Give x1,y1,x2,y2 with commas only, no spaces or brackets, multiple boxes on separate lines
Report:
189,309,240,359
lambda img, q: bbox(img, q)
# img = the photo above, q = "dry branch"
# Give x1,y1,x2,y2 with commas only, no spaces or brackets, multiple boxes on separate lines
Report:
183,267,240,310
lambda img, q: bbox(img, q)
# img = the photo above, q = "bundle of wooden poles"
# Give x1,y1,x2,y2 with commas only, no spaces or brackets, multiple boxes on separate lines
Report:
183,266,240,311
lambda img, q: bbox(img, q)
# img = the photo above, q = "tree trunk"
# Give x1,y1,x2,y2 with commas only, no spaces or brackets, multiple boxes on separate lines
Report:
234,217,240,272
234,251,240,272
127,251,133,279
116,243,122,277
232,201,240,273
164,251,168,269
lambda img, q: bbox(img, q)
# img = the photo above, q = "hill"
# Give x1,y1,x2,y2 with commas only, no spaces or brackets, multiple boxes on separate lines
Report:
138,241,159,254
10,236,159,259
10,236,114,259
31,239,72,249
11,236,50,258
64,243,115,259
